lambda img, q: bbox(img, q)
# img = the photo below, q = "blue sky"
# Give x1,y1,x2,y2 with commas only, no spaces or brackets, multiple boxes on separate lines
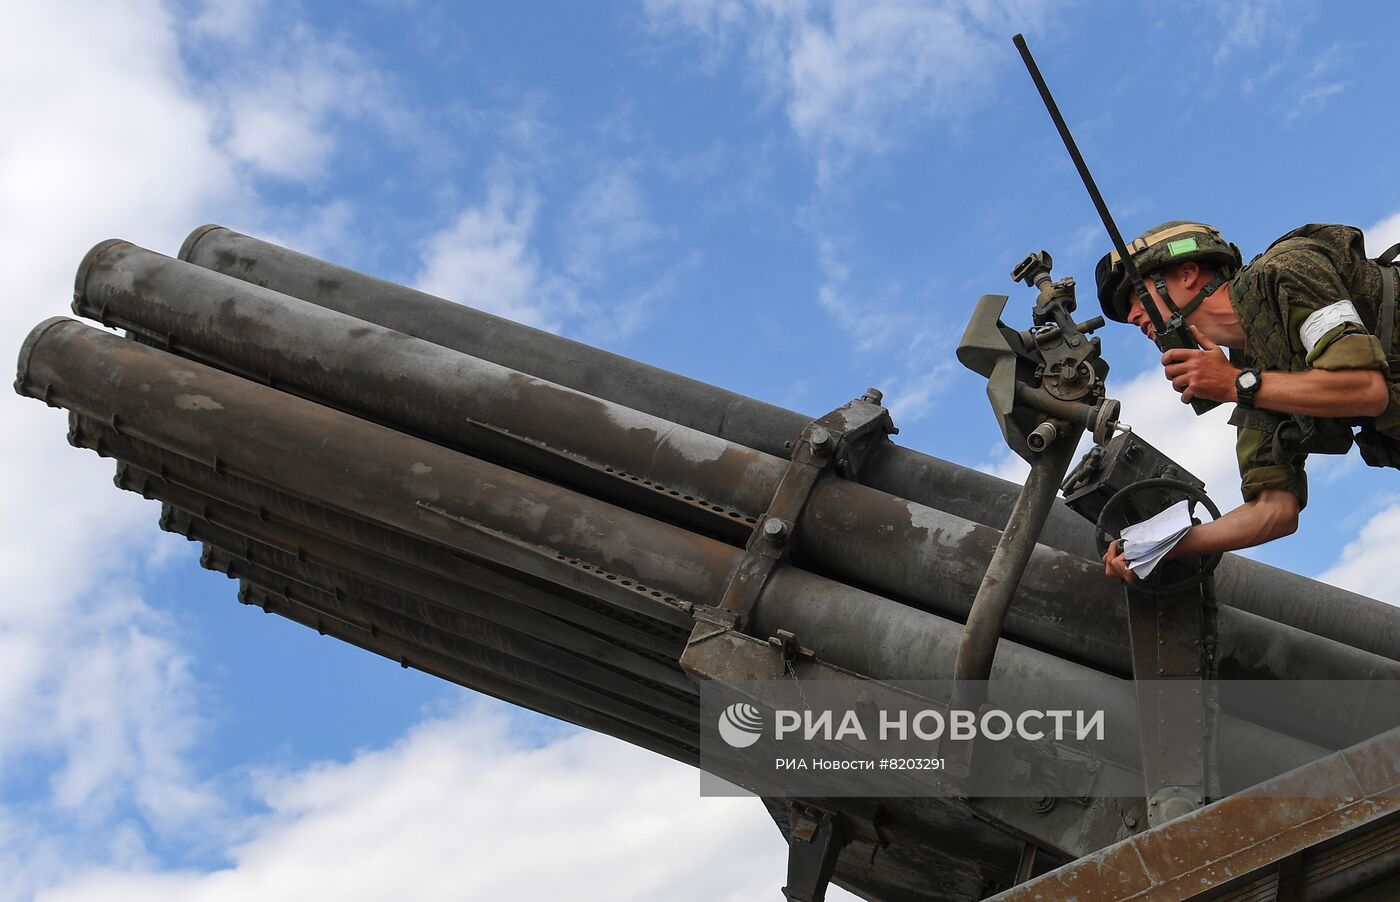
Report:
3,1,1398,899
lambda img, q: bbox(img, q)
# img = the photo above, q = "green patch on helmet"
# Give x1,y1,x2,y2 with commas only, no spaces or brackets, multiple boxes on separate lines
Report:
1168,237,1199,256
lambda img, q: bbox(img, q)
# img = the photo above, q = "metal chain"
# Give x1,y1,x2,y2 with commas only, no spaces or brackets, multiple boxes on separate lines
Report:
784,656,812,712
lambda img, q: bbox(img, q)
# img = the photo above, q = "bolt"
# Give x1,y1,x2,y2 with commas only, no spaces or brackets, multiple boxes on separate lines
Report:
762,518,789,543
862,387,884,404
809,427,833,453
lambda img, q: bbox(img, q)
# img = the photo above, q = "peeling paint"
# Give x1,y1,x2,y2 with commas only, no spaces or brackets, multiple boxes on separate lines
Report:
173,393,223,411
907,500,977,547
602,405,729,464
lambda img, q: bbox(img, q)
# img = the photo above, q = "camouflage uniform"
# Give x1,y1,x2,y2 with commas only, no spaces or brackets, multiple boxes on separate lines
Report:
1228,224,1400,508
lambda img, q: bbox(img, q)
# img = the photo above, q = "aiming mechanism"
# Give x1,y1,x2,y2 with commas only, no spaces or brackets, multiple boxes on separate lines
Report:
952,35,1235,831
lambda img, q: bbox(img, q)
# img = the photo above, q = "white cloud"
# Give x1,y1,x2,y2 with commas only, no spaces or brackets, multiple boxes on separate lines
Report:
189,0,269,42
417,160,682,343
976,446,1032,484
256,199,358,262
811,234,958,422
1210,0,1293,68
1286,81,1345,122
414,176,578,331
1112,365,1244,502
647,0,1054,177
650,0,1050,415
1367,210,1400,256
34,702,859,902
210,31,400,181
0,0,444,893
562,162,663,282
879,364,959,426
1316,504,1400,607
0,0,257,892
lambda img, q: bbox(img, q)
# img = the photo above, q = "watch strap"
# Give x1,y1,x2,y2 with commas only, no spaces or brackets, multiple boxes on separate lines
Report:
1235,367,1262,408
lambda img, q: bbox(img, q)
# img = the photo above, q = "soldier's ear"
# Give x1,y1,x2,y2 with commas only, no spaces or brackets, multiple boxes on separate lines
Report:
1177,261,1201,287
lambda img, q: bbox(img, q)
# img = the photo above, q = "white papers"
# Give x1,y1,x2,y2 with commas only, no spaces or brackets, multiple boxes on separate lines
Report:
1118,499,1197,579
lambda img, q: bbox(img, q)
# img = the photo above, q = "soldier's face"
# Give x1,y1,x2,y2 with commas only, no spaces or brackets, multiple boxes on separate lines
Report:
1124,281,1175,342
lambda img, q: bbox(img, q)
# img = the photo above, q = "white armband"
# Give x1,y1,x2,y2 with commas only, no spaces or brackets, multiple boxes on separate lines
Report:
1299,300,1363,355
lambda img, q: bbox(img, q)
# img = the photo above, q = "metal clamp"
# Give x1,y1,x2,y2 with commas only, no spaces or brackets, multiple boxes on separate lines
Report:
715,393,895,626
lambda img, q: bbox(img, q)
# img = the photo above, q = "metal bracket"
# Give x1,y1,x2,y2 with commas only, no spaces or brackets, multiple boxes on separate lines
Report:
1128,578,1219,827
714,393,895,627
782,804,847,902
769,629,815,665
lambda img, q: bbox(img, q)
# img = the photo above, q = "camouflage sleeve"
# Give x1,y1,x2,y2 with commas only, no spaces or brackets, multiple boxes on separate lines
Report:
1233,408,1308,509
1263,246,1388,373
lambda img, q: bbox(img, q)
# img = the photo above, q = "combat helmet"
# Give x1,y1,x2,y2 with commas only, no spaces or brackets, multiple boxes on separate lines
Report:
1095,221,1243,324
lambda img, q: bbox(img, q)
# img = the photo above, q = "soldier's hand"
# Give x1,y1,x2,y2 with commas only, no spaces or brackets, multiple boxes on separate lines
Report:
1102,539,1140,585
1161,326,1236,404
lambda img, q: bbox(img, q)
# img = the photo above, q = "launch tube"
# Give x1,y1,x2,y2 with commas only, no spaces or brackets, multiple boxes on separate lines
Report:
73,243,1400,684
177,225,1400,666
13,318,1378,759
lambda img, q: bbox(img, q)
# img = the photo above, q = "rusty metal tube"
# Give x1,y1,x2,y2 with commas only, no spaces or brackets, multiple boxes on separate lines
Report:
233,580,696,764
954,430,1081,684
177,224,1400,665
197,541,699,736
11,318,1139,695
71,243,1400,686
73,415,685,658
24,319,1400,703
76,241,776,540
74,241,1133,670
132,469,695,697
14,319,1391,756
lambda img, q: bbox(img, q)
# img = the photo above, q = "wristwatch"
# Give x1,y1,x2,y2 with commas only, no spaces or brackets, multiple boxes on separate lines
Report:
1235,367,1262,408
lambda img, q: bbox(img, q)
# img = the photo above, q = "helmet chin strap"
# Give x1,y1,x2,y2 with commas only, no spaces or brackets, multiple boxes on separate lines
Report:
1151,271,1229,330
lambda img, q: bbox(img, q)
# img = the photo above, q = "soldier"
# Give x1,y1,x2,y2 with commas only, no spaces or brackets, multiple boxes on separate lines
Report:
1095,221,1400,583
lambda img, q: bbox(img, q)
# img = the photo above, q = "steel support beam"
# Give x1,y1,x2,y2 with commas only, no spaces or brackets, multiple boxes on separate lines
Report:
783,805,848,902
986,726,1400,902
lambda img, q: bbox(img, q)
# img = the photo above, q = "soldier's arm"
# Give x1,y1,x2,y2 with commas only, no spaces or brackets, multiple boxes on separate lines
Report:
1250,368,1388,417
1266,242,1392,417
1177,413,1306,558
1113,416,1304,577
1102,487,1299,581
1166,488,1299,558
1162,326,1389,415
